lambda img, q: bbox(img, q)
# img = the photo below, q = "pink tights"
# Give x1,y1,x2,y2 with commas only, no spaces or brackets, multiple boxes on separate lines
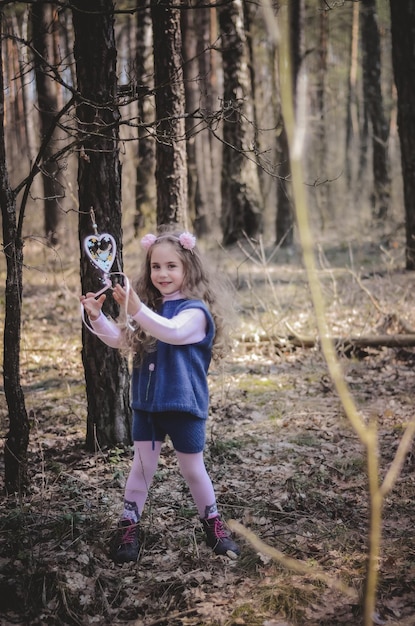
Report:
123,441,217,518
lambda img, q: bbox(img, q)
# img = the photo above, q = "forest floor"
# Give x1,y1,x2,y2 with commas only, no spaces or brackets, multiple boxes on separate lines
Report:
1,231,415,626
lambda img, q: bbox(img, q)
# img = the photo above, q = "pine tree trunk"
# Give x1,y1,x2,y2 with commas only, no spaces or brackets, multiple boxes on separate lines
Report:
314,6,330,228
218,0,263,245
72,0,131,449
345,1,359,188
195,2,219,235
31,1,65,244
181,7,198,228
151,0,188,227
0,16,30,494
361,0,391,220
134,0,155,234
390,0,415,269
275,0,304,247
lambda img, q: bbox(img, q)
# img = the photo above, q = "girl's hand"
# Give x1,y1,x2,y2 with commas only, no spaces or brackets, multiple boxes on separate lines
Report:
80,292,106,321
113,283,141,317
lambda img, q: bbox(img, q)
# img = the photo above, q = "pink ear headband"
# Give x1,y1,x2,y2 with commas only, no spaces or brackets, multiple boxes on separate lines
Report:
140,232,196,252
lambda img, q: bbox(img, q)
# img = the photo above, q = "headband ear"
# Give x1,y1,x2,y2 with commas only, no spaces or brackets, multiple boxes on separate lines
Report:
140,234,157,250
140,232,197,251
178,232,196,250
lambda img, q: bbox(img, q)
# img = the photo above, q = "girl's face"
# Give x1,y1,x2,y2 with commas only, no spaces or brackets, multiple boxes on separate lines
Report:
149,242,185,296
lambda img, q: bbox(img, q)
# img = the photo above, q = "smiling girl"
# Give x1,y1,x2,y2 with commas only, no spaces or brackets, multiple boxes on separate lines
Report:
80,227,240,563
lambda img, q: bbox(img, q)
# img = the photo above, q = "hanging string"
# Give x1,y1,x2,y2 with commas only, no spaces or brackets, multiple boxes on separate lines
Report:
90,207,98,236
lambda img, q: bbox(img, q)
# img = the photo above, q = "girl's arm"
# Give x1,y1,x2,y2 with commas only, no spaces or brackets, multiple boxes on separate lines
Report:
132,304,207,345
80,292,124,348
112,283,207,345
90,313,124,348
87,305,205,346
81,287,206,347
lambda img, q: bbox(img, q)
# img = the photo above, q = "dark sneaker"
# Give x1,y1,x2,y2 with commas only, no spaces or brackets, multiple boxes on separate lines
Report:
201,516,240,558
110,518,140,563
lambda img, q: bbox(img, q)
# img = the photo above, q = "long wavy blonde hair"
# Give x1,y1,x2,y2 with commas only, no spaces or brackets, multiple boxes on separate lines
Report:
124,227,234,364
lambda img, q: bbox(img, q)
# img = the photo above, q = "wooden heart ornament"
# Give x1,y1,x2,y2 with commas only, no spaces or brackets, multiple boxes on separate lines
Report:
84,234,116,274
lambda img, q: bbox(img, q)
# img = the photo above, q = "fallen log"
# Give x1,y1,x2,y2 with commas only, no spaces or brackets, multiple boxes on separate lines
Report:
237,333,415,350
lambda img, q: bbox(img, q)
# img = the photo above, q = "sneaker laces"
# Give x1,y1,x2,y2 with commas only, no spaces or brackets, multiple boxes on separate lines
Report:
120,520,138,545
211,517,229,539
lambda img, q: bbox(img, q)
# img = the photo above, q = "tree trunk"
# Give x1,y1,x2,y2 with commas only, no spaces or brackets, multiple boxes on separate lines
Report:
218,0,263,245
314,4,330,229
361,0,391,220
198,3,221,235
134,0,155,235
31,1,65,245
243,0,264,206
181,6,199,229
3,10,26,183
72,0,131,450
390,0,415,270
275,0,304,247
181,4,213,236
275,124,293,247
345,1,359,189
151,0,188,227
0,15,30,494
194,2,219,236
12,11,37,168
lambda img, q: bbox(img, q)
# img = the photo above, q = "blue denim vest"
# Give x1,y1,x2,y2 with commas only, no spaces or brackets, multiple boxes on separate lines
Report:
131,299,215,419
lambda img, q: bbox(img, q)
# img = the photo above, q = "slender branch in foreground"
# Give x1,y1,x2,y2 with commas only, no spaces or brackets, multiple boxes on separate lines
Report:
228,520,357,599
381,418,415,496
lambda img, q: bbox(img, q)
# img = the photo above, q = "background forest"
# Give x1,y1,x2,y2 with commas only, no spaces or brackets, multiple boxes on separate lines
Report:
1,1,415,625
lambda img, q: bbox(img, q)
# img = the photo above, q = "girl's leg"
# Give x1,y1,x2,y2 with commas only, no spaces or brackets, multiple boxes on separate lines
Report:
122,440,162,520
175,451,217,518
110,441,162,564
176,450,240,558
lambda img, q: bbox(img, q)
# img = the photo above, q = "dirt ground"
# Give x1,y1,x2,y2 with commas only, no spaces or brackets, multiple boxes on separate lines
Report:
1,234,415,625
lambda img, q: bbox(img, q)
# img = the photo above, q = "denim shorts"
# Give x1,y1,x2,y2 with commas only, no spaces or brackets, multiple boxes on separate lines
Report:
132,410,206,454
